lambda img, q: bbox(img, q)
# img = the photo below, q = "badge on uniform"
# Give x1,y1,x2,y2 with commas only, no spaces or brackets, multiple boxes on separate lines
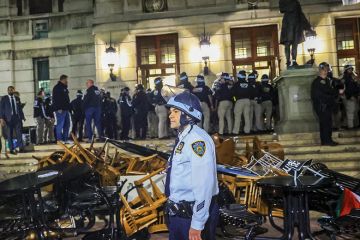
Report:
175,142,184,154
320,80,326,84
191,141,206,157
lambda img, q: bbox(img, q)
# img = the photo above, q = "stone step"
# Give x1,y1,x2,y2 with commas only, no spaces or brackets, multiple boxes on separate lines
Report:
285,151,360,161
316,159,360,170
0,164,37,174
283,144,360,154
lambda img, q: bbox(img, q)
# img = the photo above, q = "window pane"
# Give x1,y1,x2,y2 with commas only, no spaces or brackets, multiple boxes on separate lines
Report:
234,38,251,59
337,26,354,50
37,60,49,80
256,30,273,57
165,68,175,74
39,80,50,94
141,41,156,65
29,0,52,14
149,69,162,75
255,61,269,68
235,65,253,74
160,39,176,64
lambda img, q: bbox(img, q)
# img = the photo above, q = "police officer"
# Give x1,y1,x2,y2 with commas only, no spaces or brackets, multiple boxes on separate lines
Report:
149,77,169,139
232,70,251,135
192,75,214,133
83,79,102,141
146,88,158,138
44,93,55,143
248,72,263,132
311,62,338,146
103,92,118,139
214,72,233,135
165,91,219,240
120,87,133,140
70,90,84,141
330,69,345,129
343,64,360,129
178,72,194,92
33,90,46,144
132,84,149,139
259,74,274,131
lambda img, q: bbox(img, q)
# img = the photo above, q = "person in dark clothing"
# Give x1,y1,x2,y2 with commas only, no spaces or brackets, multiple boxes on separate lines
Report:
83,79,102,141
52,74,71,143
177,72,194,92
311,62,338,146
247,73,263,132
0,86,26,154
44,94,55,143
343,65,360,129
214,72,233,135
70,90,84,141
33,90,46,144
279,0,315,67
259,74,274,131
102,91,118,139
146,88,158,138
193,75,214,133
132,84,149,139
120,87,133,140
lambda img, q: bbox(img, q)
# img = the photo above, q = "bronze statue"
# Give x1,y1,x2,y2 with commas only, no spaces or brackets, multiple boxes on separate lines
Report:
279,0,315,68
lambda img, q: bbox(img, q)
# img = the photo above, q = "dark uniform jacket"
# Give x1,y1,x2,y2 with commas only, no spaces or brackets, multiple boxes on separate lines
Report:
214,84,233,102
132,91,149,114
120,94,133,117
83,86,102,110
149,89,167,105
259,83,274,102
0,95,25,122
344,75,360,100
44,98,54,119
103,97,118,116
193,85,213,106
232,80,251,100
34,97,45,118
248,82,261,102
178,82,194,92
311,76,338,113
52,81,71,111
70,97,84,119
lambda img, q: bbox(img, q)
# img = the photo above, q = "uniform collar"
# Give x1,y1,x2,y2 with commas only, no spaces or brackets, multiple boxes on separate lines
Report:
178,124,192,141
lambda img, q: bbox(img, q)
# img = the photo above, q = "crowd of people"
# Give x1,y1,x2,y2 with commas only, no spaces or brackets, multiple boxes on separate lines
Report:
0,63,358,153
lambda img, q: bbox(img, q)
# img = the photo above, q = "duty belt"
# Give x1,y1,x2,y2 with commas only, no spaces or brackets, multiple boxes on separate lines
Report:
165,195,218,219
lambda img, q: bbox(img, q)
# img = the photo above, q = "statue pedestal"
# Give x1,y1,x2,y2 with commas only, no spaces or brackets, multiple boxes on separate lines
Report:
274,68,319,134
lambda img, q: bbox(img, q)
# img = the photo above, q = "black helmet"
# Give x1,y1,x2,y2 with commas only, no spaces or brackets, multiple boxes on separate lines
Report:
154,77,163,86
319,62,330,70
261,74,269,82
237,70,246,80
76,90,83,97
221,72,231,81
179,72,188,82
135,84,144,90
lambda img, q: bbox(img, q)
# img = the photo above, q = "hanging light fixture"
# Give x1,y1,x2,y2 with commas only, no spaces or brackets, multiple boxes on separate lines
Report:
105,32,117,81
199,24,211,75
305,30,317,66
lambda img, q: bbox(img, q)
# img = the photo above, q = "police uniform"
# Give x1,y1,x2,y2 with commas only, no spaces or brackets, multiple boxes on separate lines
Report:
232,71,251,134
214,73,233,135
33,96,46,144
103,93,118,139
132,85,149,139
83,85,102,140
343,65,360,129
259,75,274,131
178,72,194,92
146,89,158,138
70,91,84,141
192,75,213,133
150,78,169,139
44,95,55,143
248,74,263,132
165,92,219,240
119,88,133,140
311,63,338,145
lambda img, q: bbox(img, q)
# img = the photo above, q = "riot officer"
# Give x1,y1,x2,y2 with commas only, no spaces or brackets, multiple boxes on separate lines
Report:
214,72,234,135
330,69,345,129
165,91,219,240
119,87,133,140
103,92,118,139
343,64,360,129
146,88,158,138
149,77,169,139
177,72,194,92
44,93,55,143
33,90,46,144
259,74,274,131
192,75,214,133
311,62,338,146
132,84,149,139
232,70,251,135
248,72,263,132
70,90,84,141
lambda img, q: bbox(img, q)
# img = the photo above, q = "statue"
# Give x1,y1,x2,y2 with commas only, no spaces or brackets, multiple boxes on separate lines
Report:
279,0,316,68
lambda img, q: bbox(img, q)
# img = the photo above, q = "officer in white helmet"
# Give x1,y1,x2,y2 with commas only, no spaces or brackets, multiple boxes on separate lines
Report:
165,91,219,240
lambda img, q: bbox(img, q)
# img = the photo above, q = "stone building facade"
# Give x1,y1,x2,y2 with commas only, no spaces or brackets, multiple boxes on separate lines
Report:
0,0,359,126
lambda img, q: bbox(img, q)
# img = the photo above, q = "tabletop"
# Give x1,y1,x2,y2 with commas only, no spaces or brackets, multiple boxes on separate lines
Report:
0,170,59,194
256,175,331,191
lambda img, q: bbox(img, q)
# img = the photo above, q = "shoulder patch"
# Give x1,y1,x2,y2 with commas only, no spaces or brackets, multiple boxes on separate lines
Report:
191,141,206,157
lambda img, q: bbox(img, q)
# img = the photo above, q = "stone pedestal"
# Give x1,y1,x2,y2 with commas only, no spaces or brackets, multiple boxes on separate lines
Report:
274,68,319,134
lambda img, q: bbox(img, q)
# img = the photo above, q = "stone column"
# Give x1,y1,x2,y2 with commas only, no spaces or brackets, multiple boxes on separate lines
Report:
274,68,319,134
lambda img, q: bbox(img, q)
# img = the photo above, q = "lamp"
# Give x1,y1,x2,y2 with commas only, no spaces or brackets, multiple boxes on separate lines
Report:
200,25,211,75
105,32,117,81
305,30,317,66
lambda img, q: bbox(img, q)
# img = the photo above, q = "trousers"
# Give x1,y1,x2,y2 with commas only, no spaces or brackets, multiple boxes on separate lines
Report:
155,105,168,138
261,100,273,130
85,107,102,140
35,117,45,144
198,102,211,133
55,110,70,142
217,100,233,135
232,99,251,134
